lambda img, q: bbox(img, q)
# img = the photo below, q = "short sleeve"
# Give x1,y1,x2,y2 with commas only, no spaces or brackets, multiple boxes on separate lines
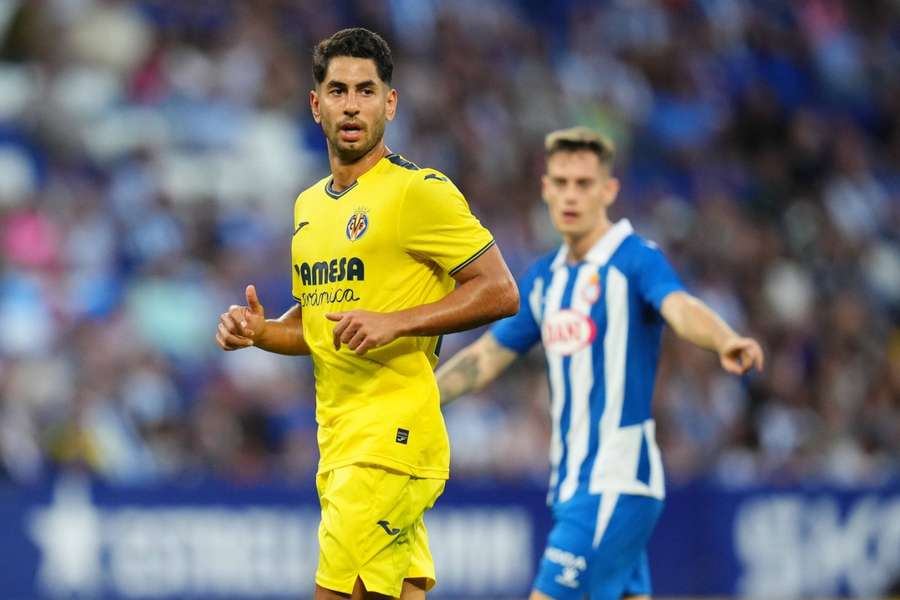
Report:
490,264,543,354
635,241,686,312
396,170,495,275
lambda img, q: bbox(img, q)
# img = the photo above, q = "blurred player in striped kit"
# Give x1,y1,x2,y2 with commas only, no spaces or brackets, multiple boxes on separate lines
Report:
437,127,764,600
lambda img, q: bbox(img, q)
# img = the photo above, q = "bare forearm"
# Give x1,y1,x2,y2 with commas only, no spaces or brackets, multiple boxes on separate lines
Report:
256,305,310,356
436,333,517,404
661,291,765,375
325,246,518,356
662,292,736,353
394,277,518,338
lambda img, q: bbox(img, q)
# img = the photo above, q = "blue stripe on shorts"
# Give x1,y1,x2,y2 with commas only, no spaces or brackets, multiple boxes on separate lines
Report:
533,493,663,600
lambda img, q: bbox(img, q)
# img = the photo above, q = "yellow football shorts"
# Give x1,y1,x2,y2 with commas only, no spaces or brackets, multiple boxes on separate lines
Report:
315,464,446,597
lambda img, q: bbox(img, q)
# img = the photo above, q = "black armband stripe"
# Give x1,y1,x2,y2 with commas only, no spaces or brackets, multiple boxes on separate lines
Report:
448,240,495,276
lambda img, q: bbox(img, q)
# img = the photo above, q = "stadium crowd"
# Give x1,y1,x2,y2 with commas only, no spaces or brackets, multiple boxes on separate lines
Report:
0,0,897,488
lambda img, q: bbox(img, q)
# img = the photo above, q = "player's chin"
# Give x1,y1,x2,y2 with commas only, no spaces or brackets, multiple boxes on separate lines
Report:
333,139,371,162
554,221,586,235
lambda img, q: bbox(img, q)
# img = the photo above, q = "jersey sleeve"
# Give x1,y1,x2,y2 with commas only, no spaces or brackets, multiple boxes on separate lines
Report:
634,241,686,313
490,264,542,354
396,170,495,275
291,192,304,302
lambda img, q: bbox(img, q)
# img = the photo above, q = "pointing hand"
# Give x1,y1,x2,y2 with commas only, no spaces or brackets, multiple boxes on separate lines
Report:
719,336,764,375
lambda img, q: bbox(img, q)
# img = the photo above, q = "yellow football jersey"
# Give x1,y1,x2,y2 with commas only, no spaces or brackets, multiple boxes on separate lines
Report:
291,153,495,479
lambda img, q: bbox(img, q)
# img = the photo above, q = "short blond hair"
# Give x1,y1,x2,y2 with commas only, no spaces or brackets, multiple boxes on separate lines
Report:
544,126,616,167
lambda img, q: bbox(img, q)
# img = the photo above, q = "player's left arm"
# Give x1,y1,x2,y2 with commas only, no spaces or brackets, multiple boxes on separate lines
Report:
660,291,764,375
327,246,518,354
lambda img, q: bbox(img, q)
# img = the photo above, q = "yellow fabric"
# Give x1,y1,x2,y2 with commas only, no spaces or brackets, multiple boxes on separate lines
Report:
291,153,494,479
315,464,445,597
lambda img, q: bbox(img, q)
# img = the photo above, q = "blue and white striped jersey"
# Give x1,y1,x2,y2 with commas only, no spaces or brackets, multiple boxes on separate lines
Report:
491,220,684,505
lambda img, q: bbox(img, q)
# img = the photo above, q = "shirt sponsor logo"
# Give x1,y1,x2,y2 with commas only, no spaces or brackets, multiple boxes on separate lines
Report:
295,257,364,286
293,257,365,307
542,310,596,356
295,288,360,307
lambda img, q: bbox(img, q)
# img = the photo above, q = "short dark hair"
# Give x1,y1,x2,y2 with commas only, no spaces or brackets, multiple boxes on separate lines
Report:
312,28,393,85
544,126,616,167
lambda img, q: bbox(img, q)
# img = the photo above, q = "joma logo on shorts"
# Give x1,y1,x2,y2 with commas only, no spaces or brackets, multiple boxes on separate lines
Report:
545,547,587,570
377,520,400,535
555,567,580,589
396,428,409,445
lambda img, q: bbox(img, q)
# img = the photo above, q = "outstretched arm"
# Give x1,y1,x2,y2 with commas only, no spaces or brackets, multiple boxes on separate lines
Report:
660,291,764,374
216,285,310,356
435,332,518,405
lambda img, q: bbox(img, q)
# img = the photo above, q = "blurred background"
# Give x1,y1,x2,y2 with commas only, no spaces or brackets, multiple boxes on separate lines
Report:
0,0,897,598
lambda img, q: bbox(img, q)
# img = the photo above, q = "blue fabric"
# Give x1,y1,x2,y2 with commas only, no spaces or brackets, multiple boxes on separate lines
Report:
490,254,553,353
533,493,664,600
633,239,684,312
492,232,686,505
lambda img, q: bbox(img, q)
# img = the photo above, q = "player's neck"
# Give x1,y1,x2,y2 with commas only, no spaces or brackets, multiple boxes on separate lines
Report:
329,141,390,192
564,217,613,264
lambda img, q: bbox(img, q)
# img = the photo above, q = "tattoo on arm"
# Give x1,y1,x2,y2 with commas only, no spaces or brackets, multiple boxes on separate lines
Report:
455,354,482,391
437,333,517,405
438,353,482,403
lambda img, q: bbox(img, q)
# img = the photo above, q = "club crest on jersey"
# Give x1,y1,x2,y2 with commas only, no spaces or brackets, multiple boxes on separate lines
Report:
346,208,369,241
542,309,596,356
582,273,602,304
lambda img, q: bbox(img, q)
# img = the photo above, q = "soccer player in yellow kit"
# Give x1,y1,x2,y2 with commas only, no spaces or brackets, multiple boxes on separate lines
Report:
214,28,518,600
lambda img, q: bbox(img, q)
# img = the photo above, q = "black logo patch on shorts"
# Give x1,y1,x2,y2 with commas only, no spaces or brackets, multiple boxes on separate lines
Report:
377,520,400,535
395,428,409,444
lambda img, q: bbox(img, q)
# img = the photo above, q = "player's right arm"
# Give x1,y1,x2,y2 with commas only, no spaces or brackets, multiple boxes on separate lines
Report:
216,285,310,356
435,332,517,405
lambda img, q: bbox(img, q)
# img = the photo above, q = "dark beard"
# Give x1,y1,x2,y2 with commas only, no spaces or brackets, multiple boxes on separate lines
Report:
332,138,376,162
328,119,385,163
